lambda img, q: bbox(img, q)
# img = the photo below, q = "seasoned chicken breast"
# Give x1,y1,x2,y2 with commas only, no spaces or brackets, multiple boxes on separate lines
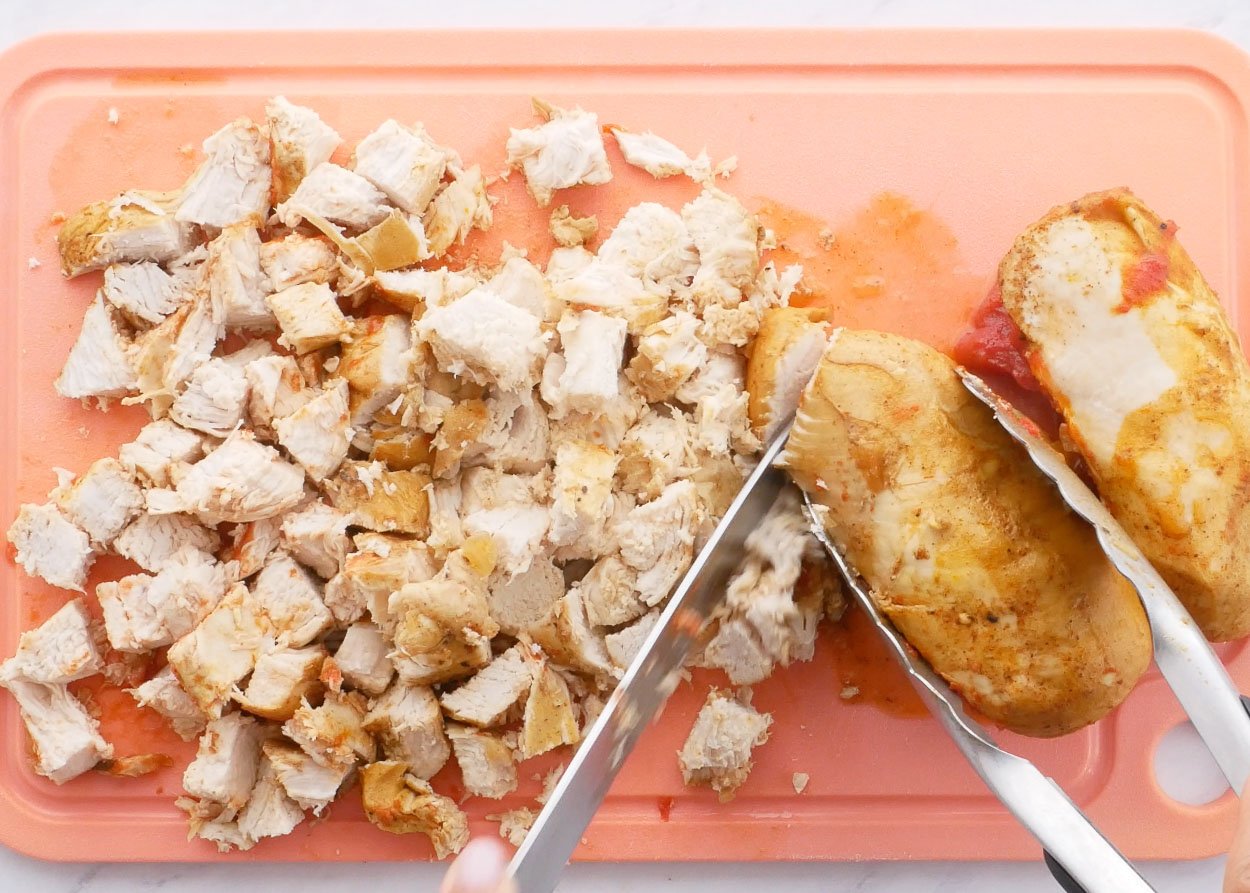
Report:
783,330,1151,737
998,189,1250,642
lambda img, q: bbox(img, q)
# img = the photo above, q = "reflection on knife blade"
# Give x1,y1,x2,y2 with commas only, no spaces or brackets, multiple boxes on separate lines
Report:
506,421,794,893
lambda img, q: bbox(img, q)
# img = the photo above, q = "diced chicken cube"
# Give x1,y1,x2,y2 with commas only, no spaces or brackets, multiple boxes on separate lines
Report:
169,357,251,437
130,291,224,415
422,165,492,257
223,515,284,581
325,462,430,536
176,119,272,228
551,258,664,335
438,644,534,727
548,204,597,248
51,458,143,550
424,477,464,556
682,187,760,311
538,310,626,419
114,512,220,573
617,480,700,606
102,262,184,326
118,419,206,488
675,348,746,404
0,599,102,685
325,534,436,626
236,755,305,845
335,623,394,696
678,689,772,802
148,429,306,525
489,256,559,321
250,553,333,648
519,659,579,758
352,119,449,214
266,281,350,355
416,287,546,391
262,739,350,815
628,311,707,402
548,440,618,556
352,210,431,271
598,202,699,299
446,724,517,798
129,665,206,741
545,245,594,283
266,96,343,204
283,690,376,773
388,551,498,686
339,315,414,426
167,583,272,717
604,610,661,670
488,555,564,637
528,590,614,678
259,234,338,292
699,302,760,349
462,502,550,579
243,355,308,437
617,407,694,501
182,712,264,809
97,546,229,652
610,127,703,179
690,381,758,456
206,225,274,330
274,379,351,479
468,389,550,475
236,644,326,721
575,554,645,628
373,267,479,314
276,162,391,231
1,678,112,783
362,683,450,780
505,101,611,206
279,501,351,579
55,293,137,399
360,760,469,859
58,189,195,277
6,503,94,591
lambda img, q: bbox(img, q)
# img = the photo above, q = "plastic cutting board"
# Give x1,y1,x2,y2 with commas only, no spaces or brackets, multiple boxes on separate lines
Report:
1,28,1249,863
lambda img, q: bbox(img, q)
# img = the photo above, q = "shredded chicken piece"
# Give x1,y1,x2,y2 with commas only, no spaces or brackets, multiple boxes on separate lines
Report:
678,689,771,802
360,760,469,858
505,100,612,206
176,119,272,228
549,205,597,247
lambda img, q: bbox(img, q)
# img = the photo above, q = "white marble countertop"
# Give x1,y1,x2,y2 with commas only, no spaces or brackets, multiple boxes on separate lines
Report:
3,0,1249,890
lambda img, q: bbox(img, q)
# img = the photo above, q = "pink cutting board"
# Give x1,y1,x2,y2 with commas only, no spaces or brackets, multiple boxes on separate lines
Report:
1,28,1249,864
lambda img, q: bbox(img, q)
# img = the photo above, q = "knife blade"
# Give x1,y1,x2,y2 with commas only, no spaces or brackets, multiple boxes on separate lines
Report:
958,367,1250,793
505,422,793,893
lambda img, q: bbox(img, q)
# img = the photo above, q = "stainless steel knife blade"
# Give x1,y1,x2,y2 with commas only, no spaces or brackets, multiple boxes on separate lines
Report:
505,423,793,893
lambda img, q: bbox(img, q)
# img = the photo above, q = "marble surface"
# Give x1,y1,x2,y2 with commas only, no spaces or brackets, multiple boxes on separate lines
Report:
2,0,1249,890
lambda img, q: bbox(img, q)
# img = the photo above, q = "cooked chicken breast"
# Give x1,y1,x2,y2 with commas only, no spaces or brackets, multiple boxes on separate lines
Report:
266,96,343,205
2,678,113,783
575,554,645,628
542,310,628,417
548,440,618,555
0,599,102,685
129,665,207,741
275,379,352,479
259,234,338,292
447,723,518,798
678,689,771,802
206,225,274,331
236,755,305,845
598,202,699,300
604,610,661,671
115,512,220,573
283,690,376,772
505,100,612,206
363,682,450,780
438,644,534,727
182,712,265,810
416,287,548,392
147,429,306,525
262,739,350,815
236,645,326,722
745,306,832,440
682,187,760,312
58,190,196,277
519,658,579,758
169,357,250,437
102,262,185,327
55,293,137,399
527,590,614,678
997,188,1250,642
422,165,492,257
352,119,449,215
549,205,597,248
7,503,95,591
610,128,703,179
276,161,391,232
360,760,468,858
616,479,700,607
265,281,351,355
118,419,206,489
628,311,707,401
488,555,565,637
783,329,1152,736
279,501,352,580
339,314,414,427
176,119,272,228
167,583,272,717
334,622,395,696
324,461,430,536
51,457,144,550
250,553,334,648
98,546,229,652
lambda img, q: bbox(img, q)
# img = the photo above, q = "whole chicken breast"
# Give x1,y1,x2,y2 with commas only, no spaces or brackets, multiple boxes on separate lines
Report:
782,329,1151,737
997,189,1250,642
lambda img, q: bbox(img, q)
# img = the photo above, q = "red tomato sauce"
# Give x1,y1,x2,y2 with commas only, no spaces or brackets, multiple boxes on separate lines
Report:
1114,219,1176,313
952,284,1039,392
657,795,674,822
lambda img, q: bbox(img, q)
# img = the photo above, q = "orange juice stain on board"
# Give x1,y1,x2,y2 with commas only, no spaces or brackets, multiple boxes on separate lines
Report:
755,192,989,351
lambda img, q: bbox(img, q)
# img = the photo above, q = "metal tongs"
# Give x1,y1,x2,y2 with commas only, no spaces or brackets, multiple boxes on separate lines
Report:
508,376,1250,893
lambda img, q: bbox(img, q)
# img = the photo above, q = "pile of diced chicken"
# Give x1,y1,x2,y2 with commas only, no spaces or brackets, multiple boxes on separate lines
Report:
3,96,842,856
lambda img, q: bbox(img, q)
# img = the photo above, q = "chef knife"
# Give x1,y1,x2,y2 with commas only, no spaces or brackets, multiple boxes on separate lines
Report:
505,421,793,893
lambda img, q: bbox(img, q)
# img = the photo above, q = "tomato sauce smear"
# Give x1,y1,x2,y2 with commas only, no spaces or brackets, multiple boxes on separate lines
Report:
952,284,1039,392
